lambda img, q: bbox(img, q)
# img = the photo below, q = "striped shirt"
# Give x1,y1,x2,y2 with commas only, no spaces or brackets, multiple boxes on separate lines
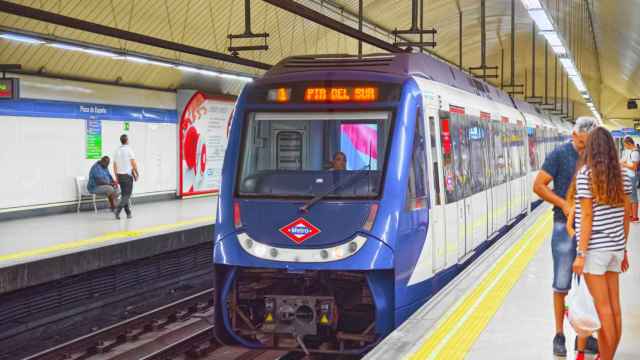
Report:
575,165,632,252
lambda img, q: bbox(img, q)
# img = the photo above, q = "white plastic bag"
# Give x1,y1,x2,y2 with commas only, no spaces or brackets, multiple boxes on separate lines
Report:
567,275,601,337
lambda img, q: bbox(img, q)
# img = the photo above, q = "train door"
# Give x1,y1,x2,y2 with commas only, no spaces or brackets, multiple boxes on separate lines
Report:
494,119,509,230
424,106,447,272
449,106,473,260
270,122,309,170
467,115,488,249
486,120,496,236
518,124,527,213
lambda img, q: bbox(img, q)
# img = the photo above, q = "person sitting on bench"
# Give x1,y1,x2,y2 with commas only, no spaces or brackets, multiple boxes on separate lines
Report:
88,156,119,212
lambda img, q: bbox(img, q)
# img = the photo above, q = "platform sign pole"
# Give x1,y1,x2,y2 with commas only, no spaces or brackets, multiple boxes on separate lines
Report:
86,118,102,160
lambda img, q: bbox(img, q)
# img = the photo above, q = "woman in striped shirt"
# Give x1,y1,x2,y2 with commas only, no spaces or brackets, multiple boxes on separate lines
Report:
572,127,631,360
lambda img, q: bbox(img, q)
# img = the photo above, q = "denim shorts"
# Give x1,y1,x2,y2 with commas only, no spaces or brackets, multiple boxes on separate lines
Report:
551,221,577,293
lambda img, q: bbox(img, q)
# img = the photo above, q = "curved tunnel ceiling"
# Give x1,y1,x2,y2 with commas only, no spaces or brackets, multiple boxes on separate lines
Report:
0,0,637,123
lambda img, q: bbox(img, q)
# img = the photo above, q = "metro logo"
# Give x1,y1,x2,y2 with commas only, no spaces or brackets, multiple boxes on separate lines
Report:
279,218,321,245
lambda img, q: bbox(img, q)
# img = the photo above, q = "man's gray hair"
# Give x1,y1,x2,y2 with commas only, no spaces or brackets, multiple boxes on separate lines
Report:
573,116,597,134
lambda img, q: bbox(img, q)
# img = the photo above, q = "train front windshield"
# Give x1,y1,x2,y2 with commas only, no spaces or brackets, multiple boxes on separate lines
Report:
237,111,392,199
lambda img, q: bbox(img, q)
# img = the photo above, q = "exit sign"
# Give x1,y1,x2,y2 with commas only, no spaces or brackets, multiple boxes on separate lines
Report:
0,78,19,100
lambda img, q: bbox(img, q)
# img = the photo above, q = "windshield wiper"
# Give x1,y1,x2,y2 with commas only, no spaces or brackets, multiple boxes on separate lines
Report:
299,166,372,213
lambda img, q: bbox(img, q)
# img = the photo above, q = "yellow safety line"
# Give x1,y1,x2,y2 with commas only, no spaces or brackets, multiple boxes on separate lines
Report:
0,215,215,263
410,211,553,360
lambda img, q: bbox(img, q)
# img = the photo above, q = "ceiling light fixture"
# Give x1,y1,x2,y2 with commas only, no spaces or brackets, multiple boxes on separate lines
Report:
528,9,554,31
1,30,255,83
0,33,46,44
520,0,543,10
540,31,563,47
125,55,174,67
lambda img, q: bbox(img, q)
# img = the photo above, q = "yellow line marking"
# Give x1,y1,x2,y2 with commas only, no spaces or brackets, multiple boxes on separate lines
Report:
0,216,215,263
410,211,553,360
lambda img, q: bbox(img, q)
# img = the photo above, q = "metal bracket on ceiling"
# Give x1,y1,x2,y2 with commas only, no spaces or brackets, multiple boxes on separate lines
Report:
470,0,498,81
228,0,270,56
392,0,437,50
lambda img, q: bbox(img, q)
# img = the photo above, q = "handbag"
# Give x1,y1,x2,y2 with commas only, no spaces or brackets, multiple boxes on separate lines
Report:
566,275,601,337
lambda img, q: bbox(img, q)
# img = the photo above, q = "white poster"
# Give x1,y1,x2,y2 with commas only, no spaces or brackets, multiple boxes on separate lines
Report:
179,92,235,196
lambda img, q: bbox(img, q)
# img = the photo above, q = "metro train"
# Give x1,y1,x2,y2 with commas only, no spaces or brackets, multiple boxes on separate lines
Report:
213,53,572,353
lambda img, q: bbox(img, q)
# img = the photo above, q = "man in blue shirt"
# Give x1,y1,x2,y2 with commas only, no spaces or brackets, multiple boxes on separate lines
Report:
533,117,598,358
88,156,119,212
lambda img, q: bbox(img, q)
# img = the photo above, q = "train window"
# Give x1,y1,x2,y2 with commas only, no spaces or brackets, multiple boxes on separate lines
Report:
528,127,538,170
407,109,429,209
453,114,471,198
439,111,459,203
491,122,507,185
428,116,441,206
468,115,487,194
236,112,392,198
507,124,522,178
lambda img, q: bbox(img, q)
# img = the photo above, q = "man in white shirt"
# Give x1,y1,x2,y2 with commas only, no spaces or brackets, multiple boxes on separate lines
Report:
620,136,640,221
113,134,139,219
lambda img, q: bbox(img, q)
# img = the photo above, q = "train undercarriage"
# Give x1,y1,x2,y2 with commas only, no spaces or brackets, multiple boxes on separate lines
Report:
220,268,378,354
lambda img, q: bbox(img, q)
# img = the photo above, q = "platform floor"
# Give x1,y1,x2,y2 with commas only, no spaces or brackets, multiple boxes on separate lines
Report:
0,196,216,269
468,222,640,359
366,207,640,360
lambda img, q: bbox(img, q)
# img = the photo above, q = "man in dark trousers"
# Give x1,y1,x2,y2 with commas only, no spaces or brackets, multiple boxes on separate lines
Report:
533,117,598,358
113,134,139,220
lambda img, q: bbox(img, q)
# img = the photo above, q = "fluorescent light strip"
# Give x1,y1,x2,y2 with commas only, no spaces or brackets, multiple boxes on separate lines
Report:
541,31,563,47
569,75,587,92
0,33,45,44
559,58,578,76
48,43,117,57
521,0,543,10
528,9,554,31
521,5,600,116
125,55,174,67
2,30,254,83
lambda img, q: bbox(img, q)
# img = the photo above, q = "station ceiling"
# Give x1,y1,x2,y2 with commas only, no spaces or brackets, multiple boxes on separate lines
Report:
0,0,638,125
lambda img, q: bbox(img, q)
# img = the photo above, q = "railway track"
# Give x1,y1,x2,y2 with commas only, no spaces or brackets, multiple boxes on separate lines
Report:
20,288,291,360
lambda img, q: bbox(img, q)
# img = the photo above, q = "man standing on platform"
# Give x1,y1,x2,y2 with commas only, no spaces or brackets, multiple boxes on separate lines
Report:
533,117,598,358
113,134,139,220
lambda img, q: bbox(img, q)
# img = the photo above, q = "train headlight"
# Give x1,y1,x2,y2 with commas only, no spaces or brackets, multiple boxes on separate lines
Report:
237,233,367,262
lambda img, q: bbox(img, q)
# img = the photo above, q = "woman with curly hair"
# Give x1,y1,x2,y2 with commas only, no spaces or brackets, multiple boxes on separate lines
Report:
572,127,631,360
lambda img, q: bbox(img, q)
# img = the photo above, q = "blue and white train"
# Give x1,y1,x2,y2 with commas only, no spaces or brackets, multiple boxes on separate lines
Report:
213,53,571,353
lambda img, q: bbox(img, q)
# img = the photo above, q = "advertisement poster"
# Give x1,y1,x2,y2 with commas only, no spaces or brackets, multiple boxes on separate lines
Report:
179,91,235,196
85,119,102,160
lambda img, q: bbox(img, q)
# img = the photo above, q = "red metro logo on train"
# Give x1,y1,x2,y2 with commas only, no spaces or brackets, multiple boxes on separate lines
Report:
279,218,321,245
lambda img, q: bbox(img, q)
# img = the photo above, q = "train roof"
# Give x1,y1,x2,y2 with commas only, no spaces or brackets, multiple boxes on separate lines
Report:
265,53,514,108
